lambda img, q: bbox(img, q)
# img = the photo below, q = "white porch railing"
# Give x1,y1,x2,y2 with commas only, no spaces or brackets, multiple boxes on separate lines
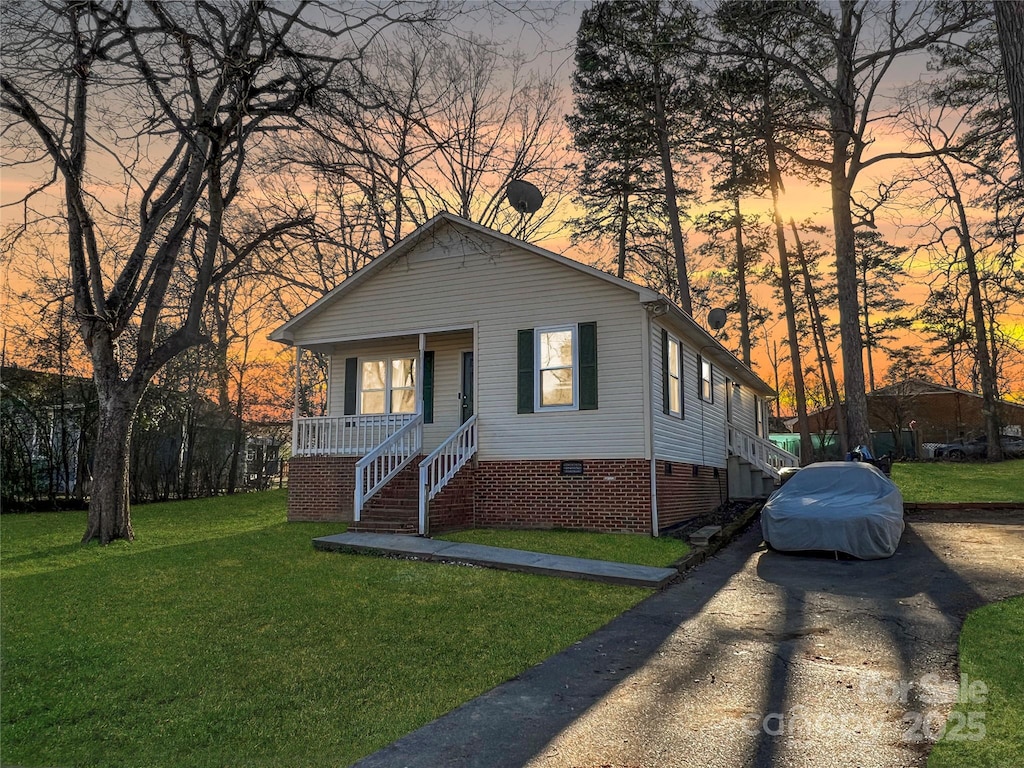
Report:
727,423,800,479
418,415,478,536
293,414,415,457
354,415,423,521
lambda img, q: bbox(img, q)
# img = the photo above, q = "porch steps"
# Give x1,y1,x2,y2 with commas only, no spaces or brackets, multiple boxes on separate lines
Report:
350,460,420,534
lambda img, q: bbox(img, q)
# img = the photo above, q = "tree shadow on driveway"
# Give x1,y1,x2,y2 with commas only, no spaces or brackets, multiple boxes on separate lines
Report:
749,512,1024,767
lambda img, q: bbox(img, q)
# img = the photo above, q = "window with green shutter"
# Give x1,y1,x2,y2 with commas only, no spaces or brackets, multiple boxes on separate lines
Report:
518,323,597,413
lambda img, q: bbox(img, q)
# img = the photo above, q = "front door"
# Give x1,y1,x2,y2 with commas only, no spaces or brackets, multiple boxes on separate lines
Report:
460,351,474,424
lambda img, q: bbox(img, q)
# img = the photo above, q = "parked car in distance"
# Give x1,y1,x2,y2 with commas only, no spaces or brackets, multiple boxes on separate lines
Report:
933,434,1024,460
761,461,905,560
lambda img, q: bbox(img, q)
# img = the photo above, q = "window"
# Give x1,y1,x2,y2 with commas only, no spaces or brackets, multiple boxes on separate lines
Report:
755,396,766,437
359,357,416,414
667,334,683,417
518,323,597,414
700,356,713,403
536,326,577,409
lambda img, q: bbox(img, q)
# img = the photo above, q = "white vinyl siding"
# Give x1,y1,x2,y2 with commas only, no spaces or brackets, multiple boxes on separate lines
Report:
302,222,647,459
651,321,728,467
729,381,759,436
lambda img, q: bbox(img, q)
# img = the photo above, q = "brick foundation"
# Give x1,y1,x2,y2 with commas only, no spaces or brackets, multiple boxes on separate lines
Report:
655,461,727,530
287,456,358,522
473,459,652,533
287,455,727,534
427,462,476,533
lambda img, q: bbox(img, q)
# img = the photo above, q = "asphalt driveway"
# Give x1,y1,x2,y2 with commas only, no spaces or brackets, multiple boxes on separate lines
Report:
356,509,1024,768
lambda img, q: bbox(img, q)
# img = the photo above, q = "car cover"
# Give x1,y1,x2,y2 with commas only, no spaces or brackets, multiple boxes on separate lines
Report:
761,461,905,560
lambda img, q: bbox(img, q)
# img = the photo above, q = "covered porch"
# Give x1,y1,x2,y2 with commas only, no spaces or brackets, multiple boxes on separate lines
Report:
288,328,478,534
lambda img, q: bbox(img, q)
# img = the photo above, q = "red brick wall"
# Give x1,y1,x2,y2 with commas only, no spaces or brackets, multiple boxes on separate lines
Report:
427,462,476,534
287,456,357,522
655,461,726,530
473,459,652,533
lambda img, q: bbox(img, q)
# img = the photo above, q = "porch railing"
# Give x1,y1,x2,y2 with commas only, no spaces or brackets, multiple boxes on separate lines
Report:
354,414,423,521
293,414,415,457
727,423,800,479
418,416,478,535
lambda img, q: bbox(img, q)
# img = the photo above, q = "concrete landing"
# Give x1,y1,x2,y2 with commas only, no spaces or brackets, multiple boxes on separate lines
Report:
313,532,678,588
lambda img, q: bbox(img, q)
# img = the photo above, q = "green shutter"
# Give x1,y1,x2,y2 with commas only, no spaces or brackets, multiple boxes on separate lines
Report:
661,328,670,415
579,322,598,410
344,357,358,415
517,329,534,414
422,351,434,424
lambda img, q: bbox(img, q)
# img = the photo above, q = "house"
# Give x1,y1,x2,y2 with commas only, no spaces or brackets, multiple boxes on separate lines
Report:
271,213,796,536
802,378,1024,456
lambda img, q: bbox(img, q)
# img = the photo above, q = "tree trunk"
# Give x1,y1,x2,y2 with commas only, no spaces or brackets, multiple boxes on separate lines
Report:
791,219,848,455
861,258,876,392
831,179,871,448
733,185,751,367
947,177,1003,460
617,191,630,280
82,391,138,544
652,66,692,315
770,207,812,465
995,0,1024,170
832,1,871,450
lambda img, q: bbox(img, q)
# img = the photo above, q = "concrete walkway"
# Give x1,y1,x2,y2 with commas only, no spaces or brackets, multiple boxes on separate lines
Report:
313,531,678,588
352,509,1024,768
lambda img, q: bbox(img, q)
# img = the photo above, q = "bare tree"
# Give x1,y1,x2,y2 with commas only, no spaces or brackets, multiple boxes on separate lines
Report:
726,1,989,447
1,0,450,543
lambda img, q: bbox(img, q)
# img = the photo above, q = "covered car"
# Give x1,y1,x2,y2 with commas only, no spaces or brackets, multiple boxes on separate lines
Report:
761,461,905,560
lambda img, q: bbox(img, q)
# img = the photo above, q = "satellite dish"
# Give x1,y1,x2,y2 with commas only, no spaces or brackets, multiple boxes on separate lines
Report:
708,308,728,331
506,179,544,214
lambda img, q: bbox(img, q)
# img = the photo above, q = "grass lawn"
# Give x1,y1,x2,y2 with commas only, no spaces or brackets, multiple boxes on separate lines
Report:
891,459,1024,504
0,491,649,767
928,596,1024,767
436,528,690,567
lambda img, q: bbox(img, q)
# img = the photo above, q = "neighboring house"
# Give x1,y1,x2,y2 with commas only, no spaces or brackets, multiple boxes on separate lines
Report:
803,378,1024,452
271,213,796,536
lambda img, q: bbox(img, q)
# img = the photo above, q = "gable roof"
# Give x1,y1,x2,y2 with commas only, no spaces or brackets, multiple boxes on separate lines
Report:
270,213,773,395
270,212,661,342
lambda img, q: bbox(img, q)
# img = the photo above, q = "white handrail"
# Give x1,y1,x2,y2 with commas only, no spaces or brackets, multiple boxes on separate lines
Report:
727,424,800,479
418,415,478,535
354,415,423,521
293,414,414,456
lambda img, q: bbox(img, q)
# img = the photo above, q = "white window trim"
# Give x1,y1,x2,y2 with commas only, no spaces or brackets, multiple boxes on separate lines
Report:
534,324,579,412
357,355,417,415
667,333,683,418
700,357,714,403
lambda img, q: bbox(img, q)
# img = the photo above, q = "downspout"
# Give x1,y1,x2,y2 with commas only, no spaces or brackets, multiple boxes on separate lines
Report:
641,303,659,537
418,332,426,535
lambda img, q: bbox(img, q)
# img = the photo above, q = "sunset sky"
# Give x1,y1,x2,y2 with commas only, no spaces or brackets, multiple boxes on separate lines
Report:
1,1,1020,404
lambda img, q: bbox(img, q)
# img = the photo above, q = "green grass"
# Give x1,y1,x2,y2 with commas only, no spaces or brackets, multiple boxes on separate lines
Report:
891,459,1024,503
1,491,648,767
437,527,689,567
928,596,1024,768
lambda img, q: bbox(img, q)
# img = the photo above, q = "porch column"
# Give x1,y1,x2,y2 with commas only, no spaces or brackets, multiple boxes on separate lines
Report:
293,346,304,457
417,333,426,416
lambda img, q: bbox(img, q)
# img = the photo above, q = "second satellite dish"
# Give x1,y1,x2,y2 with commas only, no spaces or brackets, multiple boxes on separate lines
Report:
506,179,544,214
708,308,728,331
